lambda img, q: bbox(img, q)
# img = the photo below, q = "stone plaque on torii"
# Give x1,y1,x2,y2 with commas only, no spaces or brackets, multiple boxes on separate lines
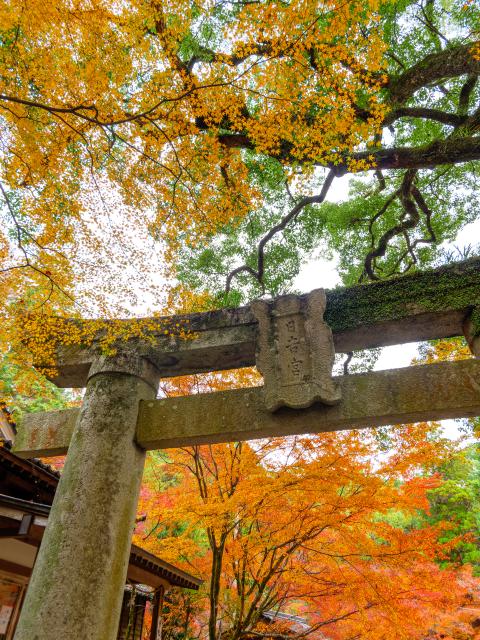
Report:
252,289,341,411
11,258,480,640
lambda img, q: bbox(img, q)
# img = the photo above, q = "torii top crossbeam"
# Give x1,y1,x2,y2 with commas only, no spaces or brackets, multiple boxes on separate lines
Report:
50,256,480,388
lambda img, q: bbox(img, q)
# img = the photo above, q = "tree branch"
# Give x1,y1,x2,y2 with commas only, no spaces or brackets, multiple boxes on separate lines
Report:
216,133,480,173
458,74,478,116
387,41,480,104
384,106,465,127
225,171,334,293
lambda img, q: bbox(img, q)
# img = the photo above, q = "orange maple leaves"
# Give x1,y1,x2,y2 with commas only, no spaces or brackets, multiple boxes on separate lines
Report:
134,365,478,640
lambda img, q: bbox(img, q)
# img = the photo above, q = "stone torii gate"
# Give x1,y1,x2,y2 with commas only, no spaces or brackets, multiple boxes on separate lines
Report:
12,258,480,640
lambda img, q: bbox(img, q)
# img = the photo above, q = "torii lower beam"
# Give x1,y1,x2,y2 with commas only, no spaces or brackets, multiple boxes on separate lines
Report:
14,359,480,457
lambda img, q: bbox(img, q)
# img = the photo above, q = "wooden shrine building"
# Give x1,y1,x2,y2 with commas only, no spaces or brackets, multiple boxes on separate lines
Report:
0,411,201,640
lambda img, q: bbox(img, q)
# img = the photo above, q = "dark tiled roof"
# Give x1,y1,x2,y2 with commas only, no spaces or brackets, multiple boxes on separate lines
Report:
129,545,202,590
0,492,51,517
1,441,60,483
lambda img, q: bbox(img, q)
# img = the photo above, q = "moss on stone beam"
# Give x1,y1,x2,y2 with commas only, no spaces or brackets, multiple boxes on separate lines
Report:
469,307,480,338
324,257,480,333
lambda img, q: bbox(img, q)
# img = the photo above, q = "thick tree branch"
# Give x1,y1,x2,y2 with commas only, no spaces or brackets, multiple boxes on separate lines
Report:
350,136,480,171
458,74,478,116
383,106,466,127
388,41,480,103
217,133,480,173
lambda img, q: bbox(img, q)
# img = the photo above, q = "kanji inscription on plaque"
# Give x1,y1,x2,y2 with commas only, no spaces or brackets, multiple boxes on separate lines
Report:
252,289,341,412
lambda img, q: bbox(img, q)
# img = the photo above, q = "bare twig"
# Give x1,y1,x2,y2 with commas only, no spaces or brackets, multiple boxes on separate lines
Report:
0,182,74,302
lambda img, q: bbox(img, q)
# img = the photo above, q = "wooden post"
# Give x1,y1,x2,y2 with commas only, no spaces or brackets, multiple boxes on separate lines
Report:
14,352,160,640
150,586,164,640
464,309,480,357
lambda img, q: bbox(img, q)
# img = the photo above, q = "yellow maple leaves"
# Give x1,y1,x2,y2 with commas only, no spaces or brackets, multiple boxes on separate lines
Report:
0,0,390,386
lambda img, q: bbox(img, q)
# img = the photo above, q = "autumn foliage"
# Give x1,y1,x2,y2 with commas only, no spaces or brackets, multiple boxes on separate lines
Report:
0,0,387,326
1,0,480,404
0,0,479,635
133,365,480,640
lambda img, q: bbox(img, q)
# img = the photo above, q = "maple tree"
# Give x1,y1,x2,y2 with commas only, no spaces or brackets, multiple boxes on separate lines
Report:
133,367,480,640
0,351,67,420
0,0,478,368
424,443,480,574
412,339,480,575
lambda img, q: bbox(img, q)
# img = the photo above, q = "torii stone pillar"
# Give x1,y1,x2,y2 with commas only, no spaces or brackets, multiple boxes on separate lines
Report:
14,352,160,640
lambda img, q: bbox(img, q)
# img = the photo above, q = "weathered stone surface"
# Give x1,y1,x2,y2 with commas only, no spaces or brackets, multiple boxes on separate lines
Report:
135,359,480,449
88,349,160,391
16,360,480,458
14,407,78,458
44,257,480,388
252,290,340,411
14,356,160,640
